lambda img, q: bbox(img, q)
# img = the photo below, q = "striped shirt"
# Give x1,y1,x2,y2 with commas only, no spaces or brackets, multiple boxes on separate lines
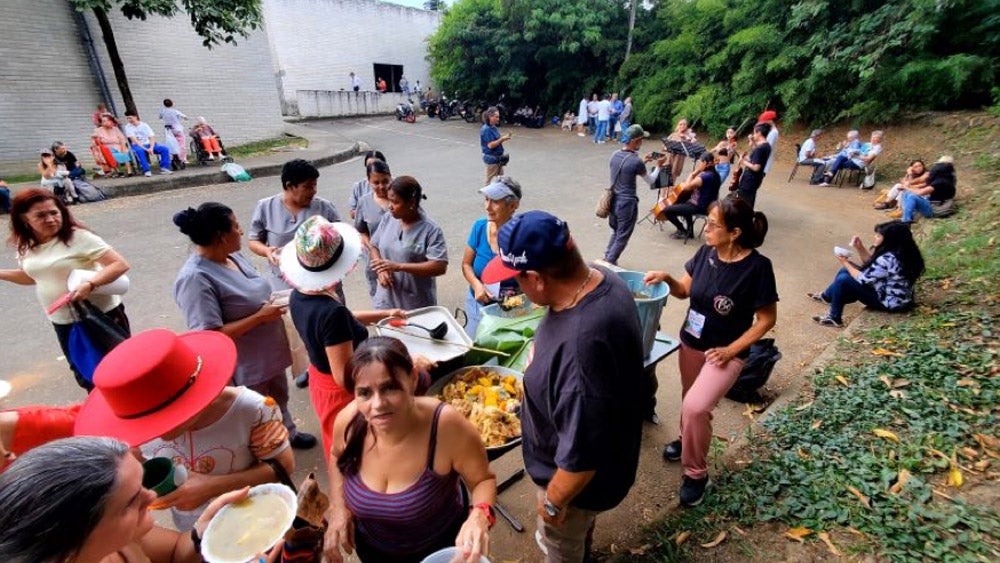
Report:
343,403,464,557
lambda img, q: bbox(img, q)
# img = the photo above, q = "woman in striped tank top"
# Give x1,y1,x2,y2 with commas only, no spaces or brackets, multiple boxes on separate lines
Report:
324,337,497,563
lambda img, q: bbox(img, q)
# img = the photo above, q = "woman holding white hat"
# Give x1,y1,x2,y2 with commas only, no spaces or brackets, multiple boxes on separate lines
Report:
0,188,131,391
281,215,407,456
173,202,317,450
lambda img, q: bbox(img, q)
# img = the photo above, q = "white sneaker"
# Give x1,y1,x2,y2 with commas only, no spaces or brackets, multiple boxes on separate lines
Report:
160,169,173,175
207,155,215,161
577,132,585,137
143,171,152,177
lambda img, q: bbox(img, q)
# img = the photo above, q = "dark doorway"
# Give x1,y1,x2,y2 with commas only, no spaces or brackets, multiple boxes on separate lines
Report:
373,63,404,93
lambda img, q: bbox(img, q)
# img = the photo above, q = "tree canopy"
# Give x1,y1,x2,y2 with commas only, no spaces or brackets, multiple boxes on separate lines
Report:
428,0,1000,135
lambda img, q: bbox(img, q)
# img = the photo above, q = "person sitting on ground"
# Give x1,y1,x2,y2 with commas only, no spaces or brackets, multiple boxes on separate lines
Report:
0,180,10,215
74,328,295,531
0,436,249,563
900,156,957,222
809,220,924,327
874,159,929,210
123,110,173,177
561,110,575,131
0,401,81,473
369,176,449,310
324,337,496,563
51,141,86,180
348,150,387,219
92,113,134,177
38,148,80,204
190,117,225,161
820,130,883,186
661,153,723,240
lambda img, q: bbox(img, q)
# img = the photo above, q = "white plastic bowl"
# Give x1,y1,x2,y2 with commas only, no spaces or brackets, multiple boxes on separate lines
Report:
420,546,490,563
200,483,298,563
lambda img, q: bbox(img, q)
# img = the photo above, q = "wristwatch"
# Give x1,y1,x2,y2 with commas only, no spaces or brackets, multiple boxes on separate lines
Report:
543,494,562,518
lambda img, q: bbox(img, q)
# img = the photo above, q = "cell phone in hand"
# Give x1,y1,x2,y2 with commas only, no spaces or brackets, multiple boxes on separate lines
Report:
650,151,664,159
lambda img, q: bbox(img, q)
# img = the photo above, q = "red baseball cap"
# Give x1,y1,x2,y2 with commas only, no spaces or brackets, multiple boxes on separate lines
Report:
75,328,236,446
757,110,777,123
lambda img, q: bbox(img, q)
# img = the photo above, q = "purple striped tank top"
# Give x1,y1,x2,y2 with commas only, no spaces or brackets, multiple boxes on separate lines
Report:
343,402,464,556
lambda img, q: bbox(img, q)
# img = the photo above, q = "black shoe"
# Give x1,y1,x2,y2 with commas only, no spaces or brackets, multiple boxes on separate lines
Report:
294,370,309,388
669,230,687,240
679,475,709,507
662,439,682,462
807,292,830,304
289,432,317,449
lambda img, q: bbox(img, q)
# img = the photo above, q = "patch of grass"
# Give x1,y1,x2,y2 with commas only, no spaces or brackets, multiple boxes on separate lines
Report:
2,173,41,184
225,135,308,159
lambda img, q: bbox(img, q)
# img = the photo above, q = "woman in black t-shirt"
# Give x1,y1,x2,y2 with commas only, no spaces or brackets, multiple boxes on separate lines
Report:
661,153,722,239
644,197,778,507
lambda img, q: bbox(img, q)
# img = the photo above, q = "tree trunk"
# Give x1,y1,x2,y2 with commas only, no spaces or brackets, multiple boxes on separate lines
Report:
624,0,638,62
93,7,136,115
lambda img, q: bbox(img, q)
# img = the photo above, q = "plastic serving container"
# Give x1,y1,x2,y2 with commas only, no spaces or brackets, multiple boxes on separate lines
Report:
375,306,472,364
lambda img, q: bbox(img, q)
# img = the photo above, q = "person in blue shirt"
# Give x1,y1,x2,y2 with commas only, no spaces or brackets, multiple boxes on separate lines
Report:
609,93,624,141
480,107,511,186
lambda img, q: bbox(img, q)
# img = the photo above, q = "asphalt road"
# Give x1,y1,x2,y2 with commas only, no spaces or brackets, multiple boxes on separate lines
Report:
0,115,884,559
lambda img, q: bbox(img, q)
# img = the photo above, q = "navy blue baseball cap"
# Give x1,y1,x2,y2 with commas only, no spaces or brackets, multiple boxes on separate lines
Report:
482,210,571,283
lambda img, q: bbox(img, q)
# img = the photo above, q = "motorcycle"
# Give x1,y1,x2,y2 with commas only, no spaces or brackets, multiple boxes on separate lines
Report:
459,99,479,123
438,93,461,121
421,98,439,118
395,98,416,123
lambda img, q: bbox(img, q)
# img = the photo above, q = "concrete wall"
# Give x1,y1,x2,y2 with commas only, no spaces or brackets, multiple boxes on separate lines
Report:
0,0,285,171
296,90,408,117
263,0,440,115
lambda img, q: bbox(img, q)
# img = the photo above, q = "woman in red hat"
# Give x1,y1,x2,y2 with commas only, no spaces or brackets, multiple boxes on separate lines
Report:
75,328,295,531
0,435,248,563
0,188,131,390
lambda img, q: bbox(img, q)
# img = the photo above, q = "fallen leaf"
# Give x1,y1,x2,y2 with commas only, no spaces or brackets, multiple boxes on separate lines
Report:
741,404,756,420
797,447,811,460
878,375,892,388
675,531,691,546
846,485,871,509
817,531,843,556
835,375,850,387
958,447,979,461
891,378,911,388
871,347,904,358
811,419,823,430
948,465,964,488
847,527,865,538
785,527,812,542
732,526,747,536
873,428,900,443
933,488,956,501
889,390,907,399
984,448,1000,460
701,531,727,549
927,448,949,460
956,379,978,387
889,469,912,494
973,460,991,472
628,544,653,556
974,434,1000,450
940,278,953,290
795,401,814,411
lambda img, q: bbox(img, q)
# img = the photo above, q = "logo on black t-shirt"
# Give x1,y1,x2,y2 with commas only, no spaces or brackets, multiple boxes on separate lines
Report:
713,295,734,315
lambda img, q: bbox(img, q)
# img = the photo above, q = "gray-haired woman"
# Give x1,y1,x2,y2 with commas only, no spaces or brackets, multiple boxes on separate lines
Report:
480,107,511,185
0,436,247,563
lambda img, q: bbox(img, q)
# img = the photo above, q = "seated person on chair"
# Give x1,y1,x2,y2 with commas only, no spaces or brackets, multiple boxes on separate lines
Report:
661,153,722,240
901,156,956,222
191,117,225,161
874,159,928,210
91,113,134,177
51,142,86,180
820,130,882,186
123,110,173,177
798,129,826,167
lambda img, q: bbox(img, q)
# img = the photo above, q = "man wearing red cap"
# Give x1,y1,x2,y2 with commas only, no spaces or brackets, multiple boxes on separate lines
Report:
482,211,644,561
757,110,779,176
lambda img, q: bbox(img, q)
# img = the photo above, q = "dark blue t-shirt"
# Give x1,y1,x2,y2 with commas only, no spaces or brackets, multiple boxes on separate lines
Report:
521,267,644,511
691,170,721,210
480,124,503,164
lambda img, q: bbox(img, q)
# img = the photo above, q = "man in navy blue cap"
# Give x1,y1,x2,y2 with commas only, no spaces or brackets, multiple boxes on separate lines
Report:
482,210,644,561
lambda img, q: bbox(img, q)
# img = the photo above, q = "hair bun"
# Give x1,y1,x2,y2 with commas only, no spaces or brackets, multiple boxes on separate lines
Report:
172,208,198,231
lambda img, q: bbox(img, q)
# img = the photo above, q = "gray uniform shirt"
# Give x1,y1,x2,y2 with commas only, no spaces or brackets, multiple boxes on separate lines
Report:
354,192,389,297
370,211,448,310
348,179,371,215
173,253,291,386
248,194,341,290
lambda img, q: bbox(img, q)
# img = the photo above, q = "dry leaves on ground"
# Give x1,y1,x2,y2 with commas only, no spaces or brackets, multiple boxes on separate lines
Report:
700,531,727,549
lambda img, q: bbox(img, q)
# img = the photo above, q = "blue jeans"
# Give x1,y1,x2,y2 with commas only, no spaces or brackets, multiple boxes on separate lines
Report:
826,154,862,179
130,142,171,173
604,197,638,264
619,120,631,143
594,120,608,143
0,186,10,213
588,116,596,134
822,268,884,322
68,166,85,180
901,192,933,222
608,116,619,139
465,291,485,338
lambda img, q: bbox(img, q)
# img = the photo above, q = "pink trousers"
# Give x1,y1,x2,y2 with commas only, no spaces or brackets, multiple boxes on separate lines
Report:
677,343,744,479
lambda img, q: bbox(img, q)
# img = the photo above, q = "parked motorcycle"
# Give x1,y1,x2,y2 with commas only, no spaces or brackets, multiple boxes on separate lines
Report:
395,98,416,123
459,99,479,123
438,93,461,121
422,98,439,118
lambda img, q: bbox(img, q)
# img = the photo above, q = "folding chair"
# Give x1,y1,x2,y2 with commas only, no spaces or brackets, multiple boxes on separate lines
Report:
638,197,670,230
787,143,802,182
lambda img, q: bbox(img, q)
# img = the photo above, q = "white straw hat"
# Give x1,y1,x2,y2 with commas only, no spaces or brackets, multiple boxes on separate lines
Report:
279,216,363,292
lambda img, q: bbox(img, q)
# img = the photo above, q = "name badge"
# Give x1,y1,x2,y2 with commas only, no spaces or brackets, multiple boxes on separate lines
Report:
684,309,706,339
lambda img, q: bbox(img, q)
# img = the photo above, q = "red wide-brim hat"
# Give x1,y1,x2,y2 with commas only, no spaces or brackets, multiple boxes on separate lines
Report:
75,329,236,446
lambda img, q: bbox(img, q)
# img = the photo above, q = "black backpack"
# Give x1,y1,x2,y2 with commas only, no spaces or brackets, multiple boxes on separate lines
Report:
725,338,781,403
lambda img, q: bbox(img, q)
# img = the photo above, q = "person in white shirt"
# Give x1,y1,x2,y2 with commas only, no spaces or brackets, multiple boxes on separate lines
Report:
593,95,612,144
758,110,779,175
123,110,172,177
350,71,361,92
576,96,589,137
587,94,598,134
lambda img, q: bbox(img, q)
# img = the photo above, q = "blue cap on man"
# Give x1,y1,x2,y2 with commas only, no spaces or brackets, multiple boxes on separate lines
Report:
481,210,571,283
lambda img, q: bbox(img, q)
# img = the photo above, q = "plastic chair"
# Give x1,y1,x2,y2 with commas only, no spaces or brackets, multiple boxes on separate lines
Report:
787,143,802,182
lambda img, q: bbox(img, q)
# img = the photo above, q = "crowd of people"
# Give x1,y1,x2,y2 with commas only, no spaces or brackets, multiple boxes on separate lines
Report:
0,92,955,561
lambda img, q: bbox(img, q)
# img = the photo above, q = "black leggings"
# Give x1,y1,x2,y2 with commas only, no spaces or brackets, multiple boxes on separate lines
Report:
52,303,131,391
662,202,705,234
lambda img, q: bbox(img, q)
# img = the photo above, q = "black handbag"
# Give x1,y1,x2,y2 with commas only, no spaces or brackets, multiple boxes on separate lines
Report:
71,300,129,354
725,338,781,403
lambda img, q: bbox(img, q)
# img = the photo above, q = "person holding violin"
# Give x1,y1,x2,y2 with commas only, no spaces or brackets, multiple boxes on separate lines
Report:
660,153,722,240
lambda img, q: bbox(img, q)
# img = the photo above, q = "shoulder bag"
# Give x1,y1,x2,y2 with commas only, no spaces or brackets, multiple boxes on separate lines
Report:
596,152,630,218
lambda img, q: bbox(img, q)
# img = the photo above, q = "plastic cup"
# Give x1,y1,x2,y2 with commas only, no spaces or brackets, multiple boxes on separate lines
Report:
142,457,188,496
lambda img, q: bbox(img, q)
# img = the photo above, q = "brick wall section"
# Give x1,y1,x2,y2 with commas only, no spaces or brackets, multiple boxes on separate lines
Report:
0,0,285,169
263,0,440,114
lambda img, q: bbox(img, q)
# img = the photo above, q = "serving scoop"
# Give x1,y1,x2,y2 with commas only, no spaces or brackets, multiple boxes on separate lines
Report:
387,319,448,340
